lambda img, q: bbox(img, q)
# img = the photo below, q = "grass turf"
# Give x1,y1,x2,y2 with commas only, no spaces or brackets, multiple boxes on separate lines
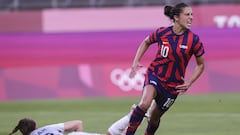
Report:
1,93,240,135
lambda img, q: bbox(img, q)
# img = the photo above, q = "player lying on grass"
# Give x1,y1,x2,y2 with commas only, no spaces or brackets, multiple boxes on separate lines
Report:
9,104,151,135
9,112,131,135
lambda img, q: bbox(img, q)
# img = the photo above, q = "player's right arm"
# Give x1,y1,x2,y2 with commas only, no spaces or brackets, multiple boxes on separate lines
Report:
129,36,151,78
64,120,83,132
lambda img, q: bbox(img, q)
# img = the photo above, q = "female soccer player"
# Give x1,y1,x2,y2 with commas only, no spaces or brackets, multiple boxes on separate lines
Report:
8,104,146,135
8,118,86,135
125,2,205,135
9,114,130,135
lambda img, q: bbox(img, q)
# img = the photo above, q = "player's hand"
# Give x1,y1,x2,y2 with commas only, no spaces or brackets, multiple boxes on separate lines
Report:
129,63,143,78
175,77,191,95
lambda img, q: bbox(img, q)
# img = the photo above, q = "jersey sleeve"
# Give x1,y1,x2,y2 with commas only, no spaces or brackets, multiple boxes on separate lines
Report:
192,35,205,57
46,123,64,131
30,123,64,135
149,27,165,44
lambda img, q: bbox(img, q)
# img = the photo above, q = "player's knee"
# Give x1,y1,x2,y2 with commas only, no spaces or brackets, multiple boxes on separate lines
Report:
138,102,151,112
139,99,153,111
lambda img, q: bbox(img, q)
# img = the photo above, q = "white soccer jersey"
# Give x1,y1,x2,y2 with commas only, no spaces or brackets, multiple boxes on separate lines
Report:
30,123,64,135
68,132,102,135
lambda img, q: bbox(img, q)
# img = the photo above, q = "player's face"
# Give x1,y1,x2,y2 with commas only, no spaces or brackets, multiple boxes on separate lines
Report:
177,7,193,29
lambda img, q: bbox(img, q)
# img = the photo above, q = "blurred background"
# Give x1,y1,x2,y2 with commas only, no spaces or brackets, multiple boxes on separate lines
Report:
0,0,240,101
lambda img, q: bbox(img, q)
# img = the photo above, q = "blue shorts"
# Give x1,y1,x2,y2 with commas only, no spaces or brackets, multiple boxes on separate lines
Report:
144,72,178,113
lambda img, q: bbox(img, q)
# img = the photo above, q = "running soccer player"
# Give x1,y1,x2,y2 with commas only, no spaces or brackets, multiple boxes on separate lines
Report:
126,2,205,135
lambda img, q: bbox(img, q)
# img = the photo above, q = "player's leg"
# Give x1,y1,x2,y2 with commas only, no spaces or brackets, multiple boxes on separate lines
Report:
106,113,131,135
125,85,156,135
145,100,155,118
144,102,163,135
144,86,178,135
106,104,137,135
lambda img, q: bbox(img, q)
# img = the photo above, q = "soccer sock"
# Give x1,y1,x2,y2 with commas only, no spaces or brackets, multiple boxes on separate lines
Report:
144,120,160,135
107,113,131,135
126,106,146,135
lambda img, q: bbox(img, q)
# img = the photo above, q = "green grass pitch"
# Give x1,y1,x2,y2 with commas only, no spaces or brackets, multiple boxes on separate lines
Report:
1,93,240,135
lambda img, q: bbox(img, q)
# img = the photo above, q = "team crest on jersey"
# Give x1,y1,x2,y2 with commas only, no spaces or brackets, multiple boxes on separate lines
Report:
179,44,188,49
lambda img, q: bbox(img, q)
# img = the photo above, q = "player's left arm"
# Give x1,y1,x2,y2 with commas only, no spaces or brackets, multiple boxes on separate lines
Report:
64,120,83,132
176,55,205,93
188,55,205,85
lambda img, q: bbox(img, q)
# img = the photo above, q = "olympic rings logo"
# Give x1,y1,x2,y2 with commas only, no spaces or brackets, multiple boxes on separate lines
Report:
110,68,147,91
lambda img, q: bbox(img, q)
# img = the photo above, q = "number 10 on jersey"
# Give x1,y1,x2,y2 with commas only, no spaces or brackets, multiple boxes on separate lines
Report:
161,45,169,58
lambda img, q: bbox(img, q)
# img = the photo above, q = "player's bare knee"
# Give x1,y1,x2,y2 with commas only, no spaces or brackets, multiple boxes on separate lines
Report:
138,102,151,111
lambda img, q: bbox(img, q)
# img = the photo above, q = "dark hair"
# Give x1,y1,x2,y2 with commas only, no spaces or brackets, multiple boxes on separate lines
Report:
9,118,36,135
164,3,189,21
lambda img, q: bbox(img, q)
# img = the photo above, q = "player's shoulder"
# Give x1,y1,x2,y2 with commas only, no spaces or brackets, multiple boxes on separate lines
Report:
30,123,64,135
187,29,201,43
188,30,201,44
154,26,172,35
157,26,171,31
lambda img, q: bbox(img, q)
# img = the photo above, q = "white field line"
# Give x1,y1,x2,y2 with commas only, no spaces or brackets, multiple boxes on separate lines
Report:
169,113,240,117
1,111,240,118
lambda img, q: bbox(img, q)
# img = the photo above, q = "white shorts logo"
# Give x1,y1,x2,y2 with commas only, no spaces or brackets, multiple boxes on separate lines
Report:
110,68,147,91
150,80,157,86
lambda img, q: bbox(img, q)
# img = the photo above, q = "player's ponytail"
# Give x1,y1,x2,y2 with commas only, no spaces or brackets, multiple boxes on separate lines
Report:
164,3,189,22
164,5,174,20
9,125,19,135
9,118,36,135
